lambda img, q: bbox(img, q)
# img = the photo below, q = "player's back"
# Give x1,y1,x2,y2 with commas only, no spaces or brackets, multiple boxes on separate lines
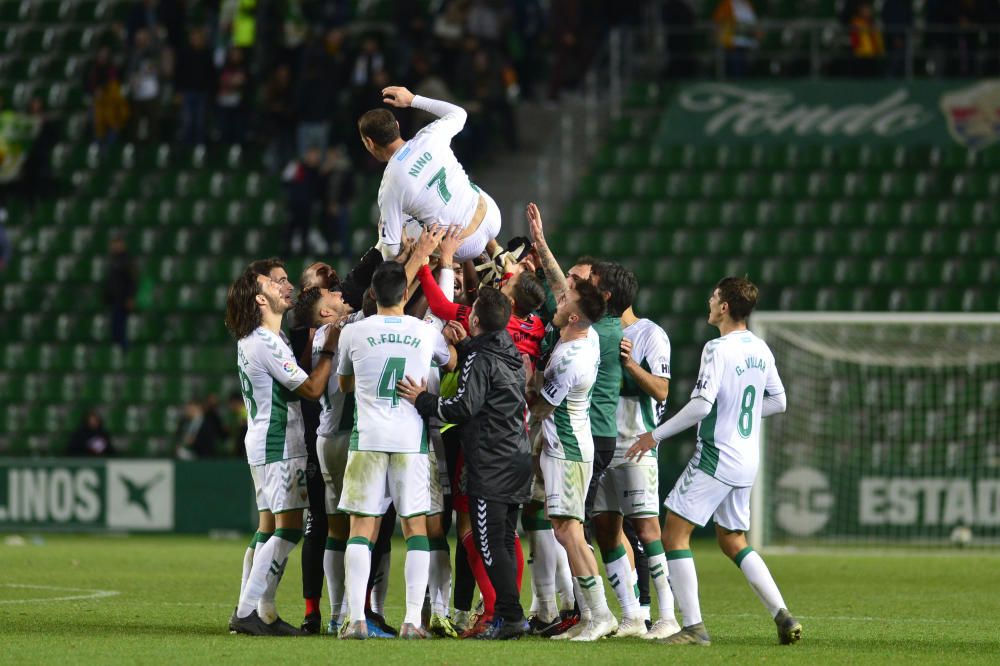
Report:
339,314,446,453
380,120,480,231
693,330,782,487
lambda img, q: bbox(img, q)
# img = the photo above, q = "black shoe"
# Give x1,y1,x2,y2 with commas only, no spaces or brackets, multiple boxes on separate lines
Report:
301,611,322,635
775,609,802,645
541,610,580,637
474,617,525,641
231,610,273,636
268,616,306,636
527,615,553,635
228,607,238,633
365,611,398,637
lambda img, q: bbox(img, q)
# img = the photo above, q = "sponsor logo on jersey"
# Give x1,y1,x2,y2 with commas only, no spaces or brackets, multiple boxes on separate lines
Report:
282,361,296,376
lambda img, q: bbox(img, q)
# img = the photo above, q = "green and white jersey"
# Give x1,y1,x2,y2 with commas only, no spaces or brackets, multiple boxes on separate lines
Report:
237,326,308,466
690,330,784,487
540,328,600,462
312,322,355,439
590,315,623,439
337,314,450,453
617,318,671,457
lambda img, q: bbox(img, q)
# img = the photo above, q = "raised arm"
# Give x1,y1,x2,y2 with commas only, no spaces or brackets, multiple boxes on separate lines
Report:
383,86,467,140
526,202,568,302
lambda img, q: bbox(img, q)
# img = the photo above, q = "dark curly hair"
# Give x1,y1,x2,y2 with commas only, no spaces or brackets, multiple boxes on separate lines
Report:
225,270,263,340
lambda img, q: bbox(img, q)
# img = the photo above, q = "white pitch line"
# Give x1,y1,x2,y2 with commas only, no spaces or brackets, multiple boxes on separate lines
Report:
713,612,955,625
0,584,120,604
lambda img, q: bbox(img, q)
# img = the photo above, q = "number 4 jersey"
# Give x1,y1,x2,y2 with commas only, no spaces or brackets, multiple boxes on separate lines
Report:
690,330,785,487
237,326,309,466
337,314,451,453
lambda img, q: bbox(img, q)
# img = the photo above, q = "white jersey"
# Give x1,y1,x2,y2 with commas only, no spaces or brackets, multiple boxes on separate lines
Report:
312,323,354,439
377,96,483,254
540,328,601,462
617,319,672,455
337,314,450,453
689,330,785,487
237,327,308,466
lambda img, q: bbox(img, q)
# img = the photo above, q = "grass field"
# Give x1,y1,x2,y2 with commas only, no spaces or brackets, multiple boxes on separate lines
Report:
2,534,997,664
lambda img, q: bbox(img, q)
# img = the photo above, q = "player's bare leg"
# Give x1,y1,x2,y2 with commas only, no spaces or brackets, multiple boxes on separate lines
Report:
716,526,800,645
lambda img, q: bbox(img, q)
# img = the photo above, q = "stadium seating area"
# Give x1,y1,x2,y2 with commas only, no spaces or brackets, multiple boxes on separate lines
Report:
551,82,1000,396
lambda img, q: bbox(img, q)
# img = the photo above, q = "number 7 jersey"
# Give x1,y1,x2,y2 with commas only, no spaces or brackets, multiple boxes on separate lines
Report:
337,314,451,453
689,330,785,487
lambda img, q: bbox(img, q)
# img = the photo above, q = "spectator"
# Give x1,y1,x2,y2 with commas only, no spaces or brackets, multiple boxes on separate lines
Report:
126,0,160,47
216,47,250,144
225,391,248,456
85,45,129,145
175,26,215,144
159,0,187,54
67,409,116,457
197,394,228,457
104,235,137,349
466,0,504,46
850,1,885,77
322,145,356,259
283,146,327,254
174,399,204,460
293,38,338,156
262,64,296,172
350,35,386,91
548,0,584,101
127,28,163,142
882,0,913,77
712,0,760,78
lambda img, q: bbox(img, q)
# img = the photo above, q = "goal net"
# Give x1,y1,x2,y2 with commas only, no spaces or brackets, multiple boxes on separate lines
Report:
751,313,1000,549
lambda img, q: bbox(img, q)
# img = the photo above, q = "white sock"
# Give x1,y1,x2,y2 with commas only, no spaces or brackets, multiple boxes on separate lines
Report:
404,537,431,627
667,551,702,627
572,577,592,621
554,539,575,612
345,539,373,624
577,575,611,619
237,531,299,619
525,529,539,614
238,534,257,599
324,538,346,621
370,550,391,615
737,548,787,618
530,528,558,622
645,543,676,622
429,540,452,616
603,544,640,619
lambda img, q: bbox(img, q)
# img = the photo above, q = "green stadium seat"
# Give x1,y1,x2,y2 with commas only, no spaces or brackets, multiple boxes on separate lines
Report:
939,259,974,286
833,258,864,285
888,288,918,311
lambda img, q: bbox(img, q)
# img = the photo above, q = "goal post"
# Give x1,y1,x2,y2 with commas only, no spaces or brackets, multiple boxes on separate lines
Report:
750,312,1000,550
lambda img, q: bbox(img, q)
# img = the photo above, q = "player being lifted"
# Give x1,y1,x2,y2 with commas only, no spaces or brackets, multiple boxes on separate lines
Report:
337,261,457,640
224,260,340,636
627,277,801,646
358,86,502,263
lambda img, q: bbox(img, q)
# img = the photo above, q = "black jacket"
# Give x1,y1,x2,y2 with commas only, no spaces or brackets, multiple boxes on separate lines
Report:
414,329,531,504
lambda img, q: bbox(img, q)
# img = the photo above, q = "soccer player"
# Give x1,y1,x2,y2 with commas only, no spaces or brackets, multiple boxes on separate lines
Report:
337,261,456,640
224,260,340,636
626,277,801,646
292,283,356,634
531,280,618,642
592,276,681,639
358,86,502,262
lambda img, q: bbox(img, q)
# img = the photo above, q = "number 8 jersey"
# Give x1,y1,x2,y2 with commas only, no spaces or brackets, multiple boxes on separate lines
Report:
690,330,785,487
337,314,451,453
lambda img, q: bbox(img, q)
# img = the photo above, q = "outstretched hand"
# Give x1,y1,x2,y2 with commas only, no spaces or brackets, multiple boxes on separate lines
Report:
526,202,545,245
438,225,463,264
382,86,415,108
396,375,427,404
414,224,448,263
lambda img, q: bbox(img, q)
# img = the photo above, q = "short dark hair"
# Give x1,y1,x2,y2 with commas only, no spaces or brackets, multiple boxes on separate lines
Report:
511,271,546,318
591,262,637,317
573,280,606,324
358,109,400,147
225,270,263,340
574,255,599,268
362,288,378,316
716,276,758,322
371,261,407,307
473,287,512,333
293,286,324,328
247,257,285,277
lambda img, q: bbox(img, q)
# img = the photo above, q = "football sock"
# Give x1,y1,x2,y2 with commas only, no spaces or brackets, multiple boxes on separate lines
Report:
429,537,452,616
528,527,557,623
667,549,702,627
345,537,372,624
370,550,390,616
238,532,260,599
735,547,786,618
572,577,591,622
602,543,640,619
404,536,431,626
461,532,497,619
644,540,676,620
577,575,612,619
259,529,301,621
237,529,299,620
324,538,346,621
555,538,575,612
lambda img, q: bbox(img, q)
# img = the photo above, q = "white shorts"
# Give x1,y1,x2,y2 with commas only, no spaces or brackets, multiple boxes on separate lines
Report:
665,464,751,531
428,429,449,515
339,450,430,518
454,191,502,263
529,426,546,503
593,455,660,518
540,449,592,522
250,457,310,514
317,433,350,515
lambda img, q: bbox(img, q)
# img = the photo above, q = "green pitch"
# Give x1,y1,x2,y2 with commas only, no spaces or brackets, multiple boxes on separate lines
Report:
3,534,997,664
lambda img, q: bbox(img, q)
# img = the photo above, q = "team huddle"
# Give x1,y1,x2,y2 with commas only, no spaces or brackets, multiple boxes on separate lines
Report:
221,87,802,645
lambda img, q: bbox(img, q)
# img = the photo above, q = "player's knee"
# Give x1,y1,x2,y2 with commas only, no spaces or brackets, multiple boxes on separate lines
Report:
633,518,660,545
715,527,747,559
